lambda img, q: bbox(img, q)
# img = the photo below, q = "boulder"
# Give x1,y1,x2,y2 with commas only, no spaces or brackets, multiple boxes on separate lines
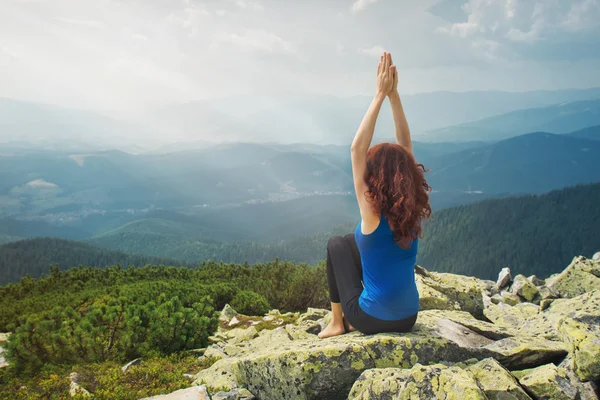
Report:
296,308,329,324
559,357,600,400
513,364,579,400
511,275,540,302
538,286,558,300
557,311,600,382
348,364,486,399
497,267,513,290
0,347,7,369
69,372,91,398
203,344,228,360
194,310,567,399
547,256,600,298
211,388,256,400
593,252,600,261
491,293,503,304
141,385,210,400
466,358,531,400
501,291,522,306
415,275,456,311
219,304,238,323
415,266,485,318
527,275,545,287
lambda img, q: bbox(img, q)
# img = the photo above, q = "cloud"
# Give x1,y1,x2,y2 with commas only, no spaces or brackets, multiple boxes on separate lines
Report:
435,0,600,61
360,45,385,56
351,0,379,13
213,29,293,53
234,0,263,11
54,17,105,29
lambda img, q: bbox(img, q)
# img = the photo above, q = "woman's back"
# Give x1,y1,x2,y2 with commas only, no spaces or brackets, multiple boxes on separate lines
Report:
354,212,420,321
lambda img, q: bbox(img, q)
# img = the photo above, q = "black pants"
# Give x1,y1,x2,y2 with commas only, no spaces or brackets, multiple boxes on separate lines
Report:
326,233,417,335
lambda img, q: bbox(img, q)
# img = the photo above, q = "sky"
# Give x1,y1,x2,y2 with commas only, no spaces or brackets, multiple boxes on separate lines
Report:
1,0,600,114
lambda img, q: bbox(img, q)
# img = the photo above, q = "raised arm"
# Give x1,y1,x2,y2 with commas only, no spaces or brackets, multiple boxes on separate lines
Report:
387,54,413,154
351,52,395,220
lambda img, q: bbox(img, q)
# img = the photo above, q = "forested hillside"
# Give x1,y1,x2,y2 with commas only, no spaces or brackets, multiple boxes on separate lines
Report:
418,183,600,280
0,238,198,286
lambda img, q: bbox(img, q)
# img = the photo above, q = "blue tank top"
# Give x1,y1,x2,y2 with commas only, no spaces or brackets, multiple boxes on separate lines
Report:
355,212,420,320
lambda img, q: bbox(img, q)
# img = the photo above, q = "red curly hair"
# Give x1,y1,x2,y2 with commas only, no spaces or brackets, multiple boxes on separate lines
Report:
364,142,432,249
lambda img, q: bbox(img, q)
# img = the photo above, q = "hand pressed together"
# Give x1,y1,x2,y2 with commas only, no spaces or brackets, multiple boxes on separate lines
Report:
376,52,397,97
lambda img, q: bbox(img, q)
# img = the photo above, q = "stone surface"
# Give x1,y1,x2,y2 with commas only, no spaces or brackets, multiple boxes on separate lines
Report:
547,256,600,298
466,358,531,400
121,358,142,373
219,304,238,323
0,347,7,369
527,275,545,286
141,385,210,400
194,310,567,399
557,311,600,382
348,364,486,399
513,364,579,400
593,252,600,261
189,259,600,400
501,290,522,306
211,387,256,400
497,267,513,290
511,274,540,302
69,372,91,398
415,266,485,318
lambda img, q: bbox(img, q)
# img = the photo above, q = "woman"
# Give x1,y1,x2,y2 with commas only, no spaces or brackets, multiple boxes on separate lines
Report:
318,52,431,338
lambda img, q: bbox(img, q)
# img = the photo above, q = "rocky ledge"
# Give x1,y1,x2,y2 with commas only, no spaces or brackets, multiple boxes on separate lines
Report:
155,256,600,400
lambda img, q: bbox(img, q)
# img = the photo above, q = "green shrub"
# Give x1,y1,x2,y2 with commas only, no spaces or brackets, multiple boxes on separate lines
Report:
230,290,270,316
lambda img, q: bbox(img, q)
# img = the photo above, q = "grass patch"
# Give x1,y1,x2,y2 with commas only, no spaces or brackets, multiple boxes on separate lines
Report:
0,354,218,400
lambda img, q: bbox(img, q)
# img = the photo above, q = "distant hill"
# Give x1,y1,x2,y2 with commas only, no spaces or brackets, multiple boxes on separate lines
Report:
418,183,600,280
426,132,600,194
0,238,196,285
418,99,600,142
566,125,600,141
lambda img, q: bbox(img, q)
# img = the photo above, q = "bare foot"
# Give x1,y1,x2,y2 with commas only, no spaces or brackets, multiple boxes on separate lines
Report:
318,320,346,339
343,316,356,332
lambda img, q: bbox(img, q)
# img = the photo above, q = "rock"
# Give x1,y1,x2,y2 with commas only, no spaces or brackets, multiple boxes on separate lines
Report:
296,308,329,324
211,388,256,400
484,300,540,330
348,363,486,399
194,310,567,399
228,316,240,326
593,252,600,261
527,275,545,286
557,311,600,382
224,326,259,345
538,286,558,300
497,267,513,290
491,293,503,304
511,275,540,302
121,358,142,373
262,315,275,321
416,275,456,311
219,304,238,323
0,347,7,369
559,357,600,400
415,266,486,318
466,358,531,400
501,290,522,306
547,256,600,298
513,364,579,400
141,385,210,400
69,372,91,398
539,299,554,311
0,332,10,342
203,344,228,360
